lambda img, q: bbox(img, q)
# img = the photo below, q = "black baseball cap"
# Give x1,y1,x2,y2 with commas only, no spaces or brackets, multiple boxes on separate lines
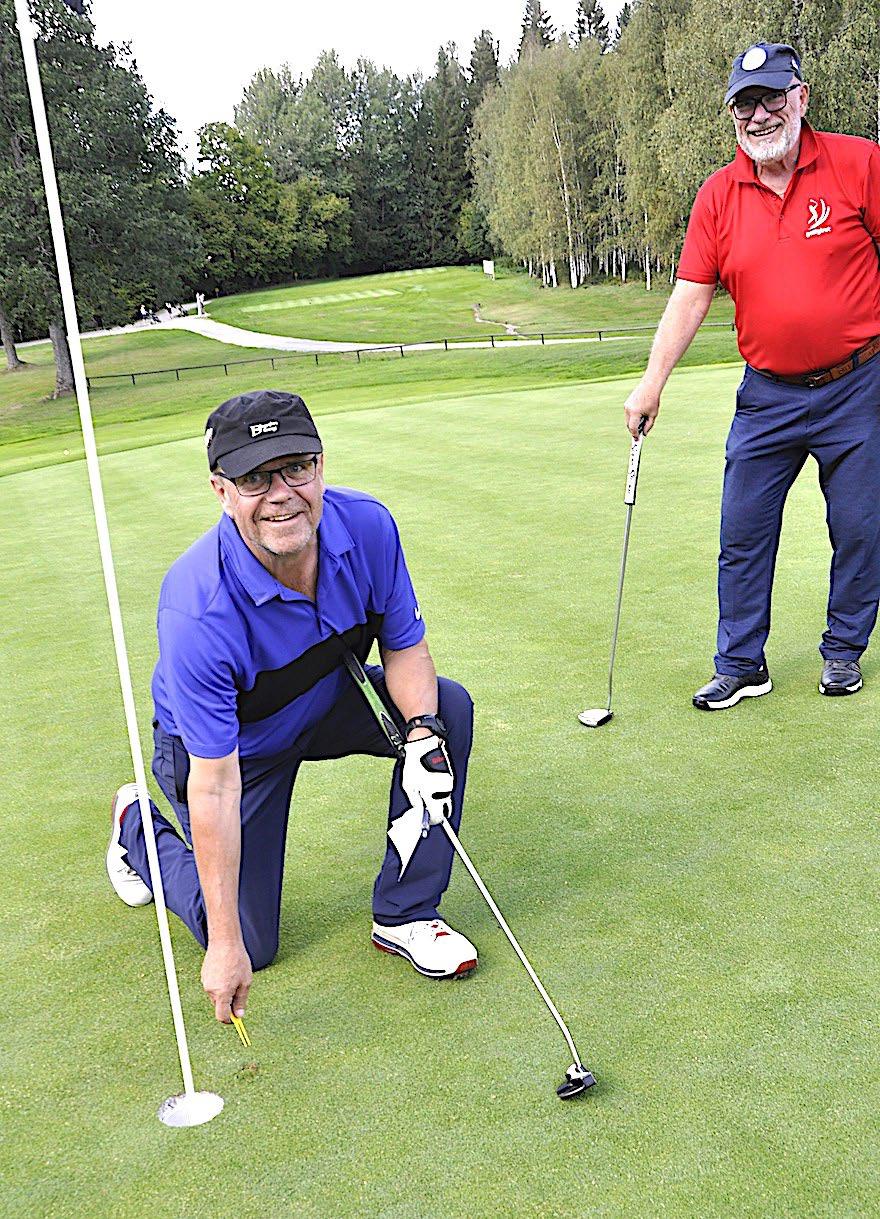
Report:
725,42,803,105
205,390,322,477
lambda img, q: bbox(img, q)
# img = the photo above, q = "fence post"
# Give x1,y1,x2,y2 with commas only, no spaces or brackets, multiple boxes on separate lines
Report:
315,353,319,366
175,368,180,381
399,345,404,358
540,333,545,345
598,331,602,341
131,372,136,385
444,338,448,351
223,364,228,375
490,334,495,348
271,357,275,370
356,349,361,363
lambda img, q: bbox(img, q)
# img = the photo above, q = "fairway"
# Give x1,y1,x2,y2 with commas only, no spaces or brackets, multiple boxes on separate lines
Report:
4,364,879,1217
208,265,737,344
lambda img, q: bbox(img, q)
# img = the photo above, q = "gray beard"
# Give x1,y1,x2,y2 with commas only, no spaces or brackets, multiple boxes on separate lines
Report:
737,113,801,164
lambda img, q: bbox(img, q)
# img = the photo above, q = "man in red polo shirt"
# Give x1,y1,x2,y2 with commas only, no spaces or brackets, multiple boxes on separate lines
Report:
624,41,880,710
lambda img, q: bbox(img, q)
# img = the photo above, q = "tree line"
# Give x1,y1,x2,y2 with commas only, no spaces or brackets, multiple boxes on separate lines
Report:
1,0,878,393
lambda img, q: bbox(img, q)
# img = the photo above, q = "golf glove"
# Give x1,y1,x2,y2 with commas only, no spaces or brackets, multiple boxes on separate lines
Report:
401,734,454,827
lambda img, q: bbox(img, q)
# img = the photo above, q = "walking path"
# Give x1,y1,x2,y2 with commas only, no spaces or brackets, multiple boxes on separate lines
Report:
162,314,631,354
22,309,635,355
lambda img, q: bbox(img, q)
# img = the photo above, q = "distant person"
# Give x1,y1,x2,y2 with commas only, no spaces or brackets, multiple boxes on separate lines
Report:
139,304,148,323
106,390,478,1024
196,291,206,317
623,41,880,709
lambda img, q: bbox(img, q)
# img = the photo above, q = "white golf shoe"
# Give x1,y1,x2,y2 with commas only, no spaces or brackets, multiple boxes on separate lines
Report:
106,783,153,907
371,918,478,978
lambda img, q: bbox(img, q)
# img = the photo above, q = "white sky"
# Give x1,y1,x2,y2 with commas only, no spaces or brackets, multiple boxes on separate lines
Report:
90,0,624,162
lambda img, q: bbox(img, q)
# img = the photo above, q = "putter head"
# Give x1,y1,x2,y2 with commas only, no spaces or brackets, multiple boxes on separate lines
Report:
556,1063,597,1100
157,1090,224,1127
578,708,613,728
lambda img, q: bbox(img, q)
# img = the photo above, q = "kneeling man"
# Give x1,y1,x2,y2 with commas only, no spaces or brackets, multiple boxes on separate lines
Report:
107,389,477,1023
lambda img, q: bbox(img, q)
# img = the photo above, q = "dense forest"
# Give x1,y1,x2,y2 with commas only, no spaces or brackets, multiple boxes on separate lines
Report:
1,0,878,390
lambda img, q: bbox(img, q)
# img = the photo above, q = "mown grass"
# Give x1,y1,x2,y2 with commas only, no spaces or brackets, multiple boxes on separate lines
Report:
3,364,879,1217
208,264,737,344
0,322,739,478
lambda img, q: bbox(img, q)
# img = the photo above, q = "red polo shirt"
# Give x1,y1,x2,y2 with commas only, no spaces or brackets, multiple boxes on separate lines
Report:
677,123,880,374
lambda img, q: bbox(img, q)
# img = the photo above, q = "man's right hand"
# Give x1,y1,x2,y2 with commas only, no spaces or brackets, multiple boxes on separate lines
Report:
624,382,661,437
201,938,253,1023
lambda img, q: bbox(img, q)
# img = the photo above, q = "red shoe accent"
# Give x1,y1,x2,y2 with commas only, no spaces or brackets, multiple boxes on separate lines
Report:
111,793,127,827
372,939,397,954
454,958,478,977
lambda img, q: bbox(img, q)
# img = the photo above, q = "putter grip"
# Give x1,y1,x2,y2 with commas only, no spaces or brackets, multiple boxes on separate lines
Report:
624,434,643,505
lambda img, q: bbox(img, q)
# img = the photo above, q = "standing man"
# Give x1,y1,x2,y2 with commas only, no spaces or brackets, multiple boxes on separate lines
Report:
106,389,477,1024
624,42,880,709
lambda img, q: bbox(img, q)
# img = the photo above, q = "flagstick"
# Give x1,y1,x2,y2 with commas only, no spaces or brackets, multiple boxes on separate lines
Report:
14,0,222,1126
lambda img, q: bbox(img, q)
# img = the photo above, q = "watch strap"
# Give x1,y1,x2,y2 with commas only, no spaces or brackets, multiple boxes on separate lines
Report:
404,713,448,740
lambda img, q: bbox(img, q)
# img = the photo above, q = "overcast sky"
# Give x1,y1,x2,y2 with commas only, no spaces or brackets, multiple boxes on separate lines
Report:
89,1,624,161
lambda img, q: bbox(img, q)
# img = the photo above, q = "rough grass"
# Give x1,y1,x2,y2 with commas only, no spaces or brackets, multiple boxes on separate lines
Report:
3,364,879,1217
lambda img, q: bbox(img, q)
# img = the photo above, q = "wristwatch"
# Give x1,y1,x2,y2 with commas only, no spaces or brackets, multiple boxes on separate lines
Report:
404,713,448,740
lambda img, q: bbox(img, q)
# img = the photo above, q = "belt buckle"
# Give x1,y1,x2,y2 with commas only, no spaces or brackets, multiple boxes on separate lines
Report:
804,373,824,388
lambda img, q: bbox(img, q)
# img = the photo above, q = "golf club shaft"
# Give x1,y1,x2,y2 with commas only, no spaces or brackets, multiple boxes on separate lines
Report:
439,818,584,1066
341,646,405,752
604,502,634,712
339,642,589,1071
602,420,645,712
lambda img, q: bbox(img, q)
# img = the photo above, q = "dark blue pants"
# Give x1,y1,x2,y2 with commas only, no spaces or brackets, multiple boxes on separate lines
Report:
716,358,880,674
119,669,473,970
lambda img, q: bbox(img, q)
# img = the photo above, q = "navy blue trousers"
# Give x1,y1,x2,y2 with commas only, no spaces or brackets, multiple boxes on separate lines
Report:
716,357,880,674
119,668,473,970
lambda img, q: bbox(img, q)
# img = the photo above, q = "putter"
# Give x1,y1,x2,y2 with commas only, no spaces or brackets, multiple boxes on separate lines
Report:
579,416,648,728
340,644,597,1100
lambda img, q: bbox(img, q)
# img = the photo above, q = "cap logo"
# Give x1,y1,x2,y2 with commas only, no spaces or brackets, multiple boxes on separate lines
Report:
742,46,767,70
204,427,213,448
249,420,279,437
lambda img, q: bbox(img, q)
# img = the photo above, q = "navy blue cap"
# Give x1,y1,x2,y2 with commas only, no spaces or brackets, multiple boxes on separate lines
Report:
725,42,802,105
205,389,322,477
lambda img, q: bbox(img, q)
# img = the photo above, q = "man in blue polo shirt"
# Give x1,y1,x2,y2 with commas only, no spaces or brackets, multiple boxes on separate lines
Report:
106,389,477,1023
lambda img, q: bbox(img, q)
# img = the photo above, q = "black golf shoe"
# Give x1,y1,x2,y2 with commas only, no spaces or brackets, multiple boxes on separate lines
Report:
819,658,862,696
692,666,772,711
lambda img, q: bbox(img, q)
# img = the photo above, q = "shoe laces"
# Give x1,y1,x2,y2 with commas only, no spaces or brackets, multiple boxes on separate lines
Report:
826,659,859,675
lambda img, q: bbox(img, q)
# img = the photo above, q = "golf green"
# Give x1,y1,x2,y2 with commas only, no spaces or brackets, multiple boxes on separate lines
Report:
3,366,878,1217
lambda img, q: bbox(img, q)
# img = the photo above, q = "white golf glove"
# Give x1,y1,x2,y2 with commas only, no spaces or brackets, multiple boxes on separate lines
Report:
401,734,454,827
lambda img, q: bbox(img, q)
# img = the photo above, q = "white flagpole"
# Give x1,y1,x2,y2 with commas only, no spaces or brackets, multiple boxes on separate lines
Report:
13,0,222,1126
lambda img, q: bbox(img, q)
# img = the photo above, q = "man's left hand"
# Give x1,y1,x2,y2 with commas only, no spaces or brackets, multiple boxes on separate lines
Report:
401,734,454,826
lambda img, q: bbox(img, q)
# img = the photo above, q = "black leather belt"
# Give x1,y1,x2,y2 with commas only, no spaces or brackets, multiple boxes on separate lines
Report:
755,335,880,387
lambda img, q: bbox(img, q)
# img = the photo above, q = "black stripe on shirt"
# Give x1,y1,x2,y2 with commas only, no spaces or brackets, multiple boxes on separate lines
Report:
236,612,384,724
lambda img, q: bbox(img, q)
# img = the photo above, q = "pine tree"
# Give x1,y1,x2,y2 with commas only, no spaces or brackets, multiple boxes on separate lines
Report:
574,0,610,51
518,0,555,59
615,2,633,41
467,29,500,109
421,45,472,264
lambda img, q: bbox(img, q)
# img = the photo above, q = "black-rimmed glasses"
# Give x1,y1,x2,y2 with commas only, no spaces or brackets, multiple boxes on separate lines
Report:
731,84,802,121
219,456,319,496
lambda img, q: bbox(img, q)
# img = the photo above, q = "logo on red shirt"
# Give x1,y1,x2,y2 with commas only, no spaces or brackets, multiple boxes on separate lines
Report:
806,198,832,239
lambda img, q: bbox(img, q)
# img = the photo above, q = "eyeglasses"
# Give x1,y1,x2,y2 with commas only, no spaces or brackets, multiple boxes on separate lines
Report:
219,456,319,497
731,84,802,121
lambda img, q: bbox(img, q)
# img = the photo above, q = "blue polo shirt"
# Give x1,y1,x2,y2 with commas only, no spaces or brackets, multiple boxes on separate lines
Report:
151,486,426,759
